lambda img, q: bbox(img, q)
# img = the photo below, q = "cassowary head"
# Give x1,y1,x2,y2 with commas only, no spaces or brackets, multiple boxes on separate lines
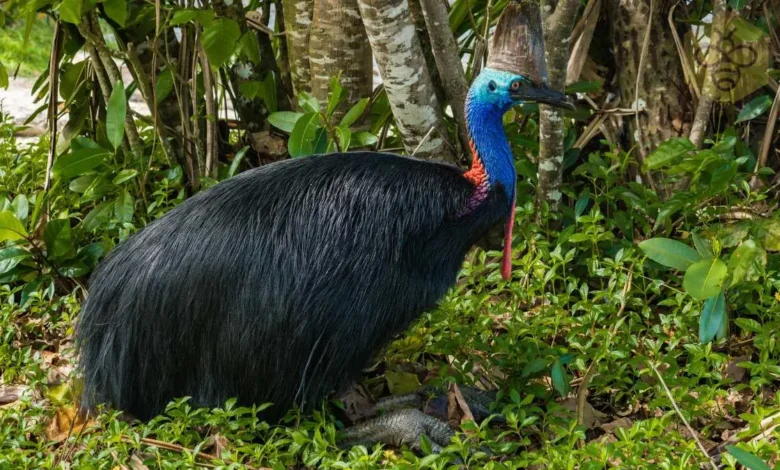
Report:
469,69,575,113
474,0,575,113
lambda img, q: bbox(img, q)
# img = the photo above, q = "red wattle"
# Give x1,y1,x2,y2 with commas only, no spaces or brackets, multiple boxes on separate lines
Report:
501,200,516,280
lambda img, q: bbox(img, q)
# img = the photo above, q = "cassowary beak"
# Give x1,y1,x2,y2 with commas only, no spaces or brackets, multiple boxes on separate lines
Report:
514,84,576,110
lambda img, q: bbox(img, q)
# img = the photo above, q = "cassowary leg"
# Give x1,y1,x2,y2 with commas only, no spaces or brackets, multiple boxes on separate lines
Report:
337,408,454,452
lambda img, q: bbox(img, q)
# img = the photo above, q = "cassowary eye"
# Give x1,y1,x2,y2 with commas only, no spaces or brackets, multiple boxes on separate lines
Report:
510,80,521,91
488,81,497,92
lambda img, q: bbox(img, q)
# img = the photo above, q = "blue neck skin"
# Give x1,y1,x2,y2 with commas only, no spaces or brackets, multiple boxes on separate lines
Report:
464,70,517,201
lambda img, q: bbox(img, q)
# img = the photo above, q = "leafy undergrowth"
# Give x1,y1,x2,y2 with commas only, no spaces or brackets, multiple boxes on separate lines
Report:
1,115,779,469
0,14,53,78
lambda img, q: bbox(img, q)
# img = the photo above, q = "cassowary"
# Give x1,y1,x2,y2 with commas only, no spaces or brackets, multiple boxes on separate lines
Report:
76,0,573,439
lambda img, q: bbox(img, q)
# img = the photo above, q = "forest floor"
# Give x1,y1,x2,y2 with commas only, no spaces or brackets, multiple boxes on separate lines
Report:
1,112,779,469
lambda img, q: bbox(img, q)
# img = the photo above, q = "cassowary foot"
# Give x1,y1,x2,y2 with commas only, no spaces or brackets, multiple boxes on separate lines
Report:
336,385,500,453
337,408,454,453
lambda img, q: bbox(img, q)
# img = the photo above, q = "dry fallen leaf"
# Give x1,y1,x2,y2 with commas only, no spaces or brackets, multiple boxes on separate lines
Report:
0,385,30,406
447,383,475,428
600,417,632,433
127,455,150,470
559,396,607,429
45,404,94,443
724,355,750,382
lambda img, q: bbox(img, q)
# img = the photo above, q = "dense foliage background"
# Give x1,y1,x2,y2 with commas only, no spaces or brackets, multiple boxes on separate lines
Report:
0,0,778,468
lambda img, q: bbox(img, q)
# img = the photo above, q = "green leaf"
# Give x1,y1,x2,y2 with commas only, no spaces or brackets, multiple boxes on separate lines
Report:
326,76,345,117
645,138,695,170
521,358,547,377
692,232,713,258
268,111,304,133
754,220,780,251
551,360,569,396
354,131,378,147
728,0,746,9
731,17,765,41
261,72,277,113
201,18,241,68
726,446,771,470
114,190,135,224
683,258,728,300
170,9,214,26
312,128,328,155
335,125,351,152
238,32,261,64
0,60,8,89
12,195,29,221
112,169,138,184
44,219,74,259
0,247,31,275
736,95,772,123
60,260,89,278
339,98,369,127
574,193,590,218
106,81,127,150
565,80,603,94
385,370,420,395
298,92,320,114
21,276,46,307
638,238,701,271
82,201,115,231
288,113,321,157
59,0,83,24
699,291,726,344
103,0,127,26
55,148,110,179
155,68,175,104
239,80,263,99
728,240,759,287
0,211,28,241
228,146,250,178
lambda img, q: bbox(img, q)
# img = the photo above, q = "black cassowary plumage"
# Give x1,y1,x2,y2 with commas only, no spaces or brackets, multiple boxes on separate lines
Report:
77,152,510,421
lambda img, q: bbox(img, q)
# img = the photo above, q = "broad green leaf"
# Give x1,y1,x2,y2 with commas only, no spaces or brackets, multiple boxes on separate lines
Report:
385,370,420,395
335,125,351,152
0,60,7,89
288,113,321,157
755,220,780,251
551,360,569,396
312,128,328,155
699,291,726,344
113,169,138,184
238,32,261,64
268,112,304,133
644,138,695,170
21,276,46,306
728,240,759,287
684,258,728,300
239,80,263,99
60,61,87,102
43,218,74,259
339,98,369,127
201,18,241,67
228,146,250,178
59,0,83,24
106,81,127,150
574,193,590,218
114,190,135,224
54,148,110,179
638,238,701,271
521,358,547,377
82,201,115,231
12,195,29,221
0,211,28,241
726,446,771,470
354,131,378,147
735,318,762,333
298,92,320,114
0,247,31,275
732,17,765,41
103,0,127,26
0,11,5,28
60,260,90,278
736,95,772,123
171,9,214,26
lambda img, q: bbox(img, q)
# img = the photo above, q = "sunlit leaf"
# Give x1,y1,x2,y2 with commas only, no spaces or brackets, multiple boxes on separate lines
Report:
0,211,28,241
288,113,321,157
683,258,728,300
638,238,701,271
268,112,304,133
728,239,759,287
699,292,726,344
0,247,31,275
103,0,127,26
201,18,241,67
644,138,695,170
59,0,83,24
736,95,772,123
106,81,127,150
339,98,369,127
726,445,771,470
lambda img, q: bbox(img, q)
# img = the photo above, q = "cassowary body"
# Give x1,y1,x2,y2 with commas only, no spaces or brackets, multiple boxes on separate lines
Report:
77,67,572,421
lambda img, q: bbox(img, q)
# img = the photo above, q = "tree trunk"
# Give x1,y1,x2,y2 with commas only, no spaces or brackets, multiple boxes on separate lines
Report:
357,0,457,162
309,0,373,118
282,0,314,97
607,0,692,159
419,0,471,158
536,0,580,212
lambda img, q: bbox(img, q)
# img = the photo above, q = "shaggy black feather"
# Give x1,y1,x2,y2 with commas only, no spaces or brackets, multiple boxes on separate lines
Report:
77,152,511,421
